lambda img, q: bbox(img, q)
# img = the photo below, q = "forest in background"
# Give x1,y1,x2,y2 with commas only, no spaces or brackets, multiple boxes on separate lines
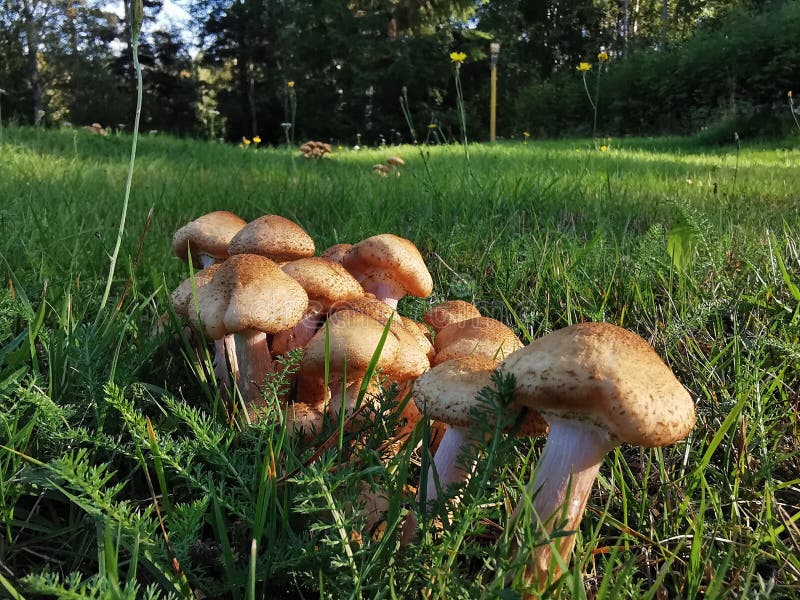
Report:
1,0,798,144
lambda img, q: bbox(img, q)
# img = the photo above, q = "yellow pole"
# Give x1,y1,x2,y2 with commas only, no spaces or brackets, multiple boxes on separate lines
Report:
490,65,497,143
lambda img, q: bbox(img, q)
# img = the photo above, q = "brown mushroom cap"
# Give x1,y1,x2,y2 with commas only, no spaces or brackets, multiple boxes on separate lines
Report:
172,211,247,266
400,316,435,361
228,215,315,262
321,243,353,265
189,254,308,339
342,234,433,299
424,300,481,332
414,355,547,436
297,309,400,385
432,316,523,366
500,322,695,448
328,297,429,382
281,257,363,309
386,156,405,167
170,263,221,317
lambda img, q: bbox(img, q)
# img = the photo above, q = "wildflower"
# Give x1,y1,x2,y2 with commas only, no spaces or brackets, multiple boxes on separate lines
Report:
597,51,609,62
450,52,467,63
577,62,592,72
599,145,608,152
287,81,295,88
428,123,437,130
253,135,261,144
242,136,251,145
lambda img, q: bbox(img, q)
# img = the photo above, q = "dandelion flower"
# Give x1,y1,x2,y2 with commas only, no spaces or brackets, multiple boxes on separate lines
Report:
449,52,467,63
242,136,251,145
288,81,295,88
597,51,609,62
577,62,592,72
253,135,261,144
599,145,608,152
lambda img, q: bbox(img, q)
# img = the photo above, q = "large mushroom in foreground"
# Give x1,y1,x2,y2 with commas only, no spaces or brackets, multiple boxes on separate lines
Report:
500,322,695,595
400,355,547,546
189,254,308,417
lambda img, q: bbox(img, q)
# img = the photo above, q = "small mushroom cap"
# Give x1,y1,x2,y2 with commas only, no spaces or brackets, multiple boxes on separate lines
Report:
414,355,547,437
500,322,695,448
424,300,481,332
170,263,221,317
228,215,315,262
386,156,405,167
329,297,430,382
190,254,308,339
298,309,400,383
342,234,433,299
321,243,352,265
432,316,523,366
400,316,435,360
282,257,364,309
172,211,247,266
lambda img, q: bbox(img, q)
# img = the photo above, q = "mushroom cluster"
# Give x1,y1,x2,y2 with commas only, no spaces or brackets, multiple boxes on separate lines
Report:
373,155,405,177
299,141,332,159
168,211,696,596
170,212,439,437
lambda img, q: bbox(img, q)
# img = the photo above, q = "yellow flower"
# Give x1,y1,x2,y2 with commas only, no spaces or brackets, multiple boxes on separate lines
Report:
449,52,467,63
599,145,608,152
287,81,295,88
597,51,609,62
577,62,592,72
428,123,437,129
242,137,251,145
253,136,261,144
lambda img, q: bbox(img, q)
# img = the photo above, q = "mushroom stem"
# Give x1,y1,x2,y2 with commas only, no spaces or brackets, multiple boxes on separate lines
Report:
230,329,274,415
361,278,405,309
514,417,614,593
400,425,479,546
423,425,475,502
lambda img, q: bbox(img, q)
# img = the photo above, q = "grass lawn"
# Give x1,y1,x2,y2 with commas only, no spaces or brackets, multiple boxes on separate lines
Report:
1,125,799,598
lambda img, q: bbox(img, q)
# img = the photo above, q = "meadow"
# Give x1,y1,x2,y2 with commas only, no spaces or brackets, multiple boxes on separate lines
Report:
1,124,799,598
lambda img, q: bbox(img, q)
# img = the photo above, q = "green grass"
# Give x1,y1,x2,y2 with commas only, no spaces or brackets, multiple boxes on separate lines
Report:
1,124,799,598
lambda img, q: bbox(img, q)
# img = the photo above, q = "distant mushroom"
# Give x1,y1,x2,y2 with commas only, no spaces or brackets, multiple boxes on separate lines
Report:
385,156,405,168
500,322,695,593
373,164,391,177
342,234,433,310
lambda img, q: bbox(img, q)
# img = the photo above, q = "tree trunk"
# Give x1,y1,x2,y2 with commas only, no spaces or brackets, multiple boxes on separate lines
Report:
21,0,42,123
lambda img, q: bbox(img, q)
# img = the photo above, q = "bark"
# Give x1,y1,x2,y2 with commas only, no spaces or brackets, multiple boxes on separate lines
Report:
21,0,42,123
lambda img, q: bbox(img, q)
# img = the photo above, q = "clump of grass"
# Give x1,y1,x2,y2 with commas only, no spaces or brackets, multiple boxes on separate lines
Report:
0,125,799,597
